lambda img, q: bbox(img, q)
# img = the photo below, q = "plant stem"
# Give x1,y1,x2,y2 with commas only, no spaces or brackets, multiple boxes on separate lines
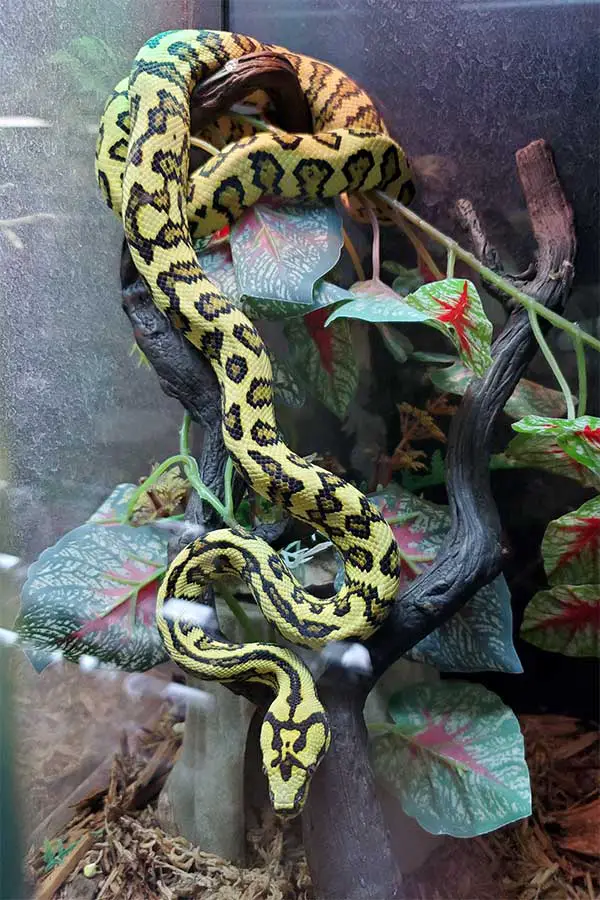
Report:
219,588,260,642
342,227,366,281
223,456,235,519
179,412,192,457
574,327,588,416
189,135,219,156
394,215,445,280
125,453,237,529
528,310,576,419
374,192,600,355
232,112,586,354
366,204,381,281
447,247,456,278
230,112,281,134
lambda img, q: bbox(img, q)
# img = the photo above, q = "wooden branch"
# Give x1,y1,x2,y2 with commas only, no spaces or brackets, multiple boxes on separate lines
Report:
367,139,575,678
190,52,312,135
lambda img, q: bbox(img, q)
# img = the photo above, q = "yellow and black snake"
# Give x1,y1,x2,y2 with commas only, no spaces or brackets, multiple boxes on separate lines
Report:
96,29,414,815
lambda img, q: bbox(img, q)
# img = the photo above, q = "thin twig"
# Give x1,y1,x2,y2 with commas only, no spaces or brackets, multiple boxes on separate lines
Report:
574,327,588,416
528,309,576,419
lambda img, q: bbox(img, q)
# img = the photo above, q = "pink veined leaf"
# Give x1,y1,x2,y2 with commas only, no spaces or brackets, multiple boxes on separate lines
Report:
368,483,521,674
230,199,343,305
87,483,138,526
16,485,170,673
370,681,531,837
406,709,500,782
72,580,159,641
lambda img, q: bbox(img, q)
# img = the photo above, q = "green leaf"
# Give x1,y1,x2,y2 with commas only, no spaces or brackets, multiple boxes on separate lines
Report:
230,199,343,305
325,277,430,326
284,316,358,419
428,361,568,419
369,483,521,673
242,279,353,322
328,278,493,377
520,585,599,658
411,351,458,364
42,838,79,873
542,496,600,587
268,349,306,408
382,262,426,296
371,681,531,837
378,324,414,363
505,432,600,490
16,485,169,673
512,416,600,480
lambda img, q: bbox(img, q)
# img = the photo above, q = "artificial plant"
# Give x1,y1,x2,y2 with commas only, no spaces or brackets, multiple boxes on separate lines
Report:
15,54,598,900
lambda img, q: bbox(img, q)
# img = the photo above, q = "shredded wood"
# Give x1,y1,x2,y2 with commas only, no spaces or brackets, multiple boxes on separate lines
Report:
28,712,598,899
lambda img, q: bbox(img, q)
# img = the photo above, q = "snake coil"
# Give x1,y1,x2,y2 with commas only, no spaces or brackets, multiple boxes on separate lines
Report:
96,29,414,815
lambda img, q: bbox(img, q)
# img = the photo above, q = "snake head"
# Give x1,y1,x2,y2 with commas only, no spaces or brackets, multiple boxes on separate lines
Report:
260,708,331,817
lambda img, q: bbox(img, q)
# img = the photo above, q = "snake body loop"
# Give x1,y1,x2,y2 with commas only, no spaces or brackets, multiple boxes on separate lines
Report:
96,29,414,815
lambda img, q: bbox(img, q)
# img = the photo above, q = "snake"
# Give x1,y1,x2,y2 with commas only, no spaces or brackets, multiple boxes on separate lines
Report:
96,29,415,816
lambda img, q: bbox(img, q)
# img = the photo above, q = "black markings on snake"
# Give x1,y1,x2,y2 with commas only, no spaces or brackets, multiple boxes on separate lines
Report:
225,353,248,384
342,149,377,189
246,377,272,409
250,420,279,447
292,158,335,196
223,402,244,441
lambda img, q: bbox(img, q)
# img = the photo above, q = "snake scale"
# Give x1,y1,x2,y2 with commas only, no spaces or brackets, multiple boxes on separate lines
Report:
96,29,415,815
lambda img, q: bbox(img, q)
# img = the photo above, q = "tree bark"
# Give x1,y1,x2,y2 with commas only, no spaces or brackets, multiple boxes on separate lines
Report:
302,678,403,900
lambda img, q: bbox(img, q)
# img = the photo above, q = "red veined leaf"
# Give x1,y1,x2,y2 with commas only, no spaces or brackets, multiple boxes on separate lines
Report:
511,416,600,480
327,278,493,377
520,585,600,658
304,306,334,374
404,279,493,375
371,681,531,837
505,432,600,490
542,496,600,587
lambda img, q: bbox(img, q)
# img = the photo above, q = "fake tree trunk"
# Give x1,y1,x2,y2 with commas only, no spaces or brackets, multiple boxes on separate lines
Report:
118,53,576,899
157,598,265,863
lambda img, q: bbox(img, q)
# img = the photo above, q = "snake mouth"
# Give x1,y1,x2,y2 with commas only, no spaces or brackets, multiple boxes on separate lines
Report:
268,776,310,818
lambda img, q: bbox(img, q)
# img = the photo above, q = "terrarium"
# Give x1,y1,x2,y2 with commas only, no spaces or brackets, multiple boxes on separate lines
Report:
1,2,598,899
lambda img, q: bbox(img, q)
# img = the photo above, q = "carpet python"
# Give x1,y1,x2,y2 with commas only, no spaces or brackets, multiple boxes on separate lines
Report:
96,29,414,815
